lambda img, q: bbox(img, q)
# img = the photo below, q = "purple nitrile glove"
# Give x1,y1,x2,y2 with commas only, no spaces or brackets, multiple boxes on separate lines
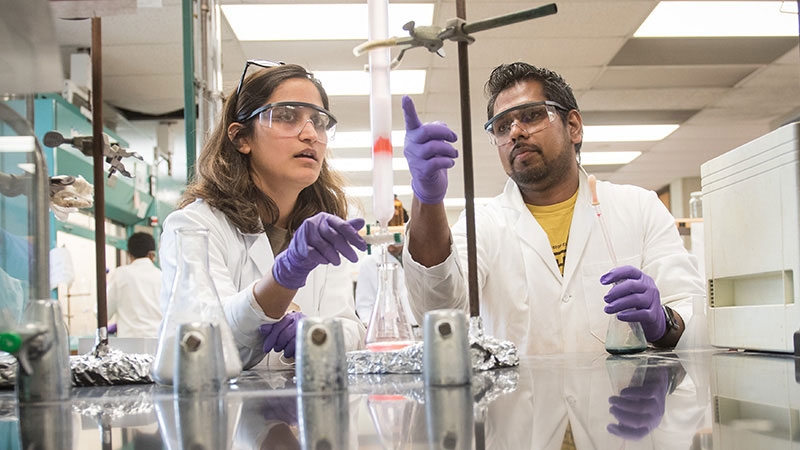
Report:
259,312,306,357
272,312,304,358
108,323,117,335
272,212,366,290
402,95,459,204
607,366,669,441
601,265,666,342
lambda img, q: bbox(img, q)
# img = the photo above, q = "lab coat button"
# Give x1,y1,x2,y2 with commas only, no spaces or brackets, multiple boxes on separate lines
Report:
561,294,571,303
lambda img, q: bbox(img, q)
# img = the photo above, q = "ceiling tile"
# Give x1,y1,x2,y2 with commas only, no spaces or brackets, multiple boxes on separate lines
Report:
431,38,626,69
595,65,759,89
610,37,798,66
581,110,698,125
579,88,727,111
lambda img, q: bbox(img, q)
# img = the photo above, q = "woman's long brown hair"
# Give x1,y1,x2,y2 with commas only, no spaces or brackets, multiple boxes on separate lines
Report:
178,64,347,234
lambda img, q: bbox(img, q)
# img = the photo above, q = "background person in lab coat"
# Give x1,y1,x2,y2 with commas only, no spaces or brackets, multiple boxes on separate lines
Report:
160,63,367,369
107,232,162,338
401,62,704,354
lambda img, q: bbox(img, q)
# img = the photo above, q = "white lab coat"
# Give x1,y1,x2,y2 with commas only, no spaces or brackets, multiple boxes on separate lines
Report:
355,253,417,326
159,199,365,369
485,355,708,450
404,173,705,354
107,257,162,338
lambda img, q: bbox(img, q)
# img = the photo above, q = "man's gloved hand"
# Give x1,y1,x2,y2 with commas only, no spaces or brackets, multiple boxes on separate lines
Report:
272,212,366,290
259,311,306,358
402,95,458,204
607,366,670,440
601,265,666,342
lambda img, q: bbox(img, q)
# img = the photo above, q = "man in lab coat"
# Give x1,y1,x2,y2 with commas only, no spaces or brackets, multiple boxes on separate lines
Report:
107,232,162,338
401,63,704,353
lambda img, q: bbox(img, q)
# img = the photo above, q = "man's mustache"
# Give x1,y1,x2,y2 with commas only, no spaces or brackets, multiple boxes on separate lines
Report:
510,144,543,164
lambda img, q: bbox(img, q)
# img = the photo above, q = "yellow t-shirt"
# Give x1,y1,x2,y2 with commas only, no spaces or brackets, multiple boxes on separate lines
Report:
526,190,579,275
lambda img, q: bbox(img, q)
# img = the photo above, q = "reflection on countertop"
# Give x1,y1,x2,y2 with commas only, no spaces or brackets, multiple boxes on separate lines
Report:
0,349,798,449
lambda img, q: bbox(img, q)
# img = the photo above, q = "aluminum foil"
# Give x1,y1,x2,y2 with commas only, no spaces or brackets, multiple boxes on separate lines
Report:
468,316,519,371
72,385,156,422
0,353,16,389
348,368,518,407
347,316,519,375
71,348,153,386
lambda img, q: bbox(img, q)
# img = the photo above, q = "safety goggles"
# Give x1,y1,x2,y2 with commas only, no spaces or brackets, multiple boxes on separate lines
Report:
235,59,285,98
484,101,568,147
246,101,337,144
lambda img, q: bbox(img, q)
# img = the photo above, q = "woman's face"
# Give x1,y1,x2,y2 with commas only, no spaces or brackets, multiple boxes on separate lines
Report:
240,77,328,197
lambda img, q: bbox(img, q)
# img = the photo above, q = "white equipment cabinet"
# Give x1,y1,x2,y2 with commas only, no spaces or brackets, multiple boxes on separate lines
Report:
701,122,800,353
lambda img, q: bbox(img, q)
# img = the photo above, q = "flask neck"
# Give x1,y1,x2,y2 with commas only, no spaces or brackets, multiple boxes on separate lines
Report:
175,229,211,276
376,262,399,295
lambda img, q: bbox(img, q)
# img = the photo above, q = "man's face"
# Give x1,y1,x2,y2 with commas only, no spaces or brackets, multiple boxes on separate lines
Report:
491,80,582,189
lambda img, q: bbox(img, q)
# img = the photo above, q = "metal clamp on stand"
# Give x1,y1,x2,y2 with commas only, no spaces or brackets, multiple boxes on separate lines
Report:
174,322,226,396
423,310,472,386
296,317,347,393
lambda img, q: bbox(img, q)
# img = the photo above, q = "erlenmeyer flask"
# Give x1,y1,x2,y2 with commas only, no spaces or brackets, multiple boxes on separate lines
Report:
605,314,647,354
153,227,243,385
367,394,417,450
365,261,415,351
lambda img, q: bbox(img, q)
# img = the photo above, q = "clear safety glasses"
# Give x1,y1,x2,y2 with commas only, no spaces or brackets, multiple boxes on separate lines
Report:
247,101,337,144
484,100,568,147
235,59,285,98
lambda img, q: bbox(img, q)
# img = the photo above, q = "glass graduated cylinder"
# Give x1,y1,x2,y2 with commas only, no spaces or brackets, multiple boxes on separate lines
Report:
365,259,415,351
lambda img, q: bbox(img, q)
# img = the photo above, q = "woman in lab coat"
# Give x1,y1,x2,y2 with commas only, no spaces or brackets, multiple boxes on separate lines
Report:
159,63,366,369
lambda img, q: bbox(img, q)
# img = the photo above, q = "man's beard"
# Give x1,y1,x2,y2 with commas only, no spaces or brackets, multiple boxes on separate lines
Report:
508,141,575,187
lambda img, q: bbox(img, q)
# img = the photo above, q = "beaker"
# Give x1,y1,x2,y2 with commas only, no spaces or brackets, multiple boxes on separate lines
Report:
152,227,243,385
365,260,415,351
605,315,647,355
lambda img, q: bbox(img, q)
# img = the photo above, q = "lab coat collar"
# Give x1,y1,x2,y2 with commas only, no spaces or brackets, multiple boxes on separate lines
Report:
499,171,595,285
561,171,594,285
501,178,563,281
237,226,275,277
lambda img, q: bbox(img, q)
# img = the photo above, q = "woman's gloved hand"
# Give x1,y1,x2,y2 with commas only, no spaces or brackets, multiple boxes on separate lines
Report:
601,265,666,342
272,212,366,290
259,311,306,358
402,95,459,204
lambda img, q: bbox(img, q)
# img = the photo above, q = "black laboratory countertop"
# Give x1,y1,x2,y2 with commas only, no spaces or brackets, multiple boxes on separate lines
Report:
0,348,797,449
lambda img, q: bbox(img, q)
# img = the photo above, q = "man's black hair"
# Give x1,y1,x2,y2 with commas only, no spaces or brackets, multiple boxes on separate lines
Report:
128,232,155,259
485,62,582,154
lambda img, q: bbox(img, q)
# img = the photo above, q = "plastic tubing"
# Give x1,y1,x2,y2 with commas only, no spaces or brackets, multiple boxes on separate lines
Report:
368,0,394,230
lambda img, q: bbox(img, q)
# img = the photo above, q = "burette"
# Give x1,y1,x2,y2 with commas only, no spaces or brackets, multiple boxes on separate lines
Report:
367,0,394,265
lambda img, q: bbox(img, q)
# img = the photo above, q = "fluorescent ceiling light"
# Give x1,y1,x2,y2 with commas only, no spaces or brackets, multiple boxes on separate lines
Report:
315,70,426,96
330,130,406,149
0,136,35,153
222,4,435,41
17,163,35,174
328,158,409,172
634,2,799,37
443,197,494,208
345,185,413,197
583,125,679,142
581,152,641,165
